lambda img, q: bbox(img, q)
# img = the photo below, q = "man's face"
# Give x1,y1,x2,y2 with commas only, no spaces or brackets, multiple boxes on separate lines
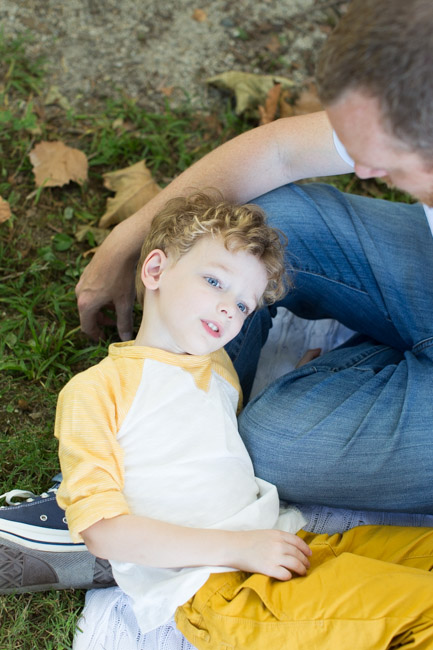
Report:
326,90,433,206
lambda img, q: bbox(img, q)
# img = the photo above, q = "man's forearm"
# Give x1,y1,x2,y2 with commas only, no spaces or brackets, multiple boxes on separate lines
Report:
75,110,352,340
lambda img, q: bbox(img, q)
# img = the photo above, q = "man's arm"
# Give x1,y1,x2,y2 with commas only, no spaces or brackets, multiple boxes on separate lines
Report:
76,111,353,340
82,513,312,581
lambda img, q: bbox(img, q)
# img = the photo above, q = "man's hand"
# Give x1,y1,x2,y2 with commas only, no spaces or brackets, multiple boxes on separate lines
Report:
75,229,138,341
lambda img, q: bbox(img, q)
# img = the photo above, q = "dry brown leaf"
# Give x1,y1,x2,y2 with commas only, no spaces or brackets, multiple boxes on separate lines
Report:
279,85,323,118
258,84,282,125
0,196,11,223
265,34,281,54
279,89,295,118
292,85,323,116
29,141,88,188
75,225,111,245
44,85,72,111
159,86,174,97
207,71,294,115
99,160,161,228
83,247,100,258
192,8,207,21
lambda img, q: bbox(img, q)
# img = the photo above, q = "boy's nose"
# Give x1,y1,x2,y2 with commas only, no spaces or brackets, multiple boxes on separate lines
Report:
218,301,234,319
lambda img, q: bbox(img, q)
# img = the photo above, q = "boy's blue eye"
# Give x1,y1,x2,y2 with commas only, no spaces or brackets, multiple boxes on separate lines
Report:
237,302,248,314
206,277,220,287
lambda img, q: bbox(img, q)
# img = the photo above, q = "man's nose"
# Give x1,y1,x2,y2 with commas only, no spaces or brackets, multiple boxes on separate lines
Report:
354,163,387,179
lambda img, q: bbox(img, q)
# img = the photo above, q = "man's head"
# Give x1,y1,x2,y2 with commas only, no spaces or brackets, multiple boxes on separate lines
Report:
316,0,433,204
134,192,288,355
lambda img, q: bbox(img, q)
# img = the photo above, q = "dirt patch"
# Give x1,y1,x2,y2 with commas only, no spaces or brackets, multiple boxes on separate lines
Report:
1,0,345,112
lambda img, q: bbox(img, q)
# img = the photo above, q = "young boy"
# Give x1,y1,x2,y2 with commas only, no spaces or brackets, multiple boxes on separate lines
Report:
56,193,433,650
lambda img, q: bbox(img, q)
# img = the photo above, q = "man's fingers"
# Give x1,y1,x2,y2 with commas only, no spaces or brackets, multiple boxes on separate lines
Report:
115,307,134,342
79,307,105,341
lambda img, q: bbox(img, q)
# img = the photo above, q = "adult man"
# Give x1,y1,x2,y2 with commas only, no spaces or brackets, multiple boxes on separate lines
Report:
76,0,433,512
1,0,433,592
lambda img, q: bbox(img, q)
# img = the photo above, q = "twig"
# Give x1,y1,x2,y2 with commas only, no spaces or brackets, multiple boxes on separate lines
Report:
289,0,348,22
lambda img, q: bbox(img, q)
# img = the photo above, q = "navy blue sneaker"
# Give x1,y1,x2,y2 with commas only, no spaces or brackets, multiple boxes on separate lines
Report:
0,478,115,593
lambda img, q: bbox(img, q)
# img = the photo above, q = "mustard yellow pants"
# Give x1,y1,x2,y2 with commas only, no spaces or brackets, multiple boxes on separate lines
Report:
176,526,433,649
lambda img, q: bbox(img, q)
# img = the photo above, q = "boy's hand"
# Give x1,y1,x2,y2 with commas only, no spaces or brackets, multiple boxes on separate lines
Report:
230,529,312,580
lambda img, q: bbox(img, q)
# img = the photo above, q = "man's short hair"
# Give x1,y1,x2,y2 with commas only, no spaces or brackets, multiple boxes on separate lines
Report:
135,191,289,307
316,0,433,161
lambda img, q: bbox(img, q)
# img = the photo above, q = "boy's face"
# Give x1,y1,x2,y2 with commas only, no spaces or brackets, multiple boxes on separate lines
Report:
140,236,268,355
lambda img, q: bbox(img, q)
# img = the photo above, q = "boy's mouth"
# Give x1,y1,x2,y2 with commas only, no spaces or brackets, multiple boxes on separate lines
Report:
201,320,221,338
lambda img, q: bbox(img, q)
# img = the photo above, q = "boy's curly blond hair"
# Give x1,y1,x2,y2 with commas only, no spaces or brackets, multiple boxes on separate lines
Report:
135,191,289,308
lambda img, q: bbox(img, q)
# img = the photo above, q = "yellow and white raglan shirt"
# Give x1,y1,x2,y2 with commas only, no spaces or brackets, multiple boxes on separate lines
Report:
55,342,305,634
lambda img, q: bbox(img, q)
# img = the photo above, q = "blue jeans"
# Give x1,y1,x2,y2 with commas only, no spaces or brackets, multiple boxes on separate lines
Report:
226,183,433,513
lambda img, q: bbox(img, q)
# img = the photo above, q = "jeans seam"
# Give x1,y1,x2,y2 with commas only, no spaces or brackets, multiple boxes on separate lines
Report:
311,345,394,373
412,337,433,354
295,269,369,295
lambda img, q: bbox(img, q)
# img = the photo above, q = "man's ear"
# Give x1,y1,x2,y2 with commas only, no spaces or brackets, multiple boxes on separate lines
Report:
140,249,169,291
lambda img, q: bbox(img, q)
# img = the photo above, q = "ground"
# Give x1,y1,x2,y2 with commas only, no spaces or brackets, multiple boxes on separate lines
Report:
1,0,345,111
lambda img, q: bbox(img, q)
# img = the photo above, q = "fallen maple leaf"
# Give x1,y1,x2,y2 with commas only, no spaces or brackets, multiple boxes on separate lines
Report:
75,225,111,246
44,85,71,111
99,160,161,228
207,71,294,114
265,34,281,54
258,84,282,125
159,86,174,97
192,9,207,21
293,86,323,115
0,196,11,223
280,84,323,118
29,141,88,187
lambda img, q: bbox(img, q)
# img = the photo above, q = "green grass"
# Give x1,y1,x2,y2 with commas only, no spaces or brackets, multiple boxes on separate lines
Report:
0,32,414,650
0,32,252,649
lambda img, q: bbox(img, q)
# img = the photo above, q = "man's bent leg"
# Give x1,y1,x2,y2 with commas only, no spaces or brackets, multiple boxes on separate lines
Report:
235,183,433,512
239,336,433,511
255,183,433,349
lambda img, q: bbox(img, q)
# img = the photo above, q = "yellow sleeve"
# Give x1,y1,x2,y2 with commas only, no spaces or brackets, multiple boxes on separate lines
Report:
211,348,243,413
55,359,133,542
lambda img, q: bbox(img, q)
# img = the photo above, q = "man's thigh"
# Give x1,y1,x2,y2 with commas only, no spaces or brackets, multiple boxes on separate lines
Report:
254,183,433,349
239,335,433,512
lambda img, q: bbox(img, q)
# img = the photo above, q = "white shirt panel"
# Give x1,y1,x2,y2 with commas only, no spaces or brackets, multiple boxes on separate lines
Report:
112,357,305,633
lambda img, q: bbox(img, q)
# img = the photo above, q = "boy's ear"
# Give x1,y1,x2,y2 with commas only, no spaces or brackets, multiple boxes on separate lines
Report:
140,249,169,290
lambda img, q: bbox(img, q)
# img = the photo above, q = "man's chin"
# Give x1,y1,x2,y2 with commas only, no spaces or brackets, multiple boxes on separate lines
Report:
381,176,433,206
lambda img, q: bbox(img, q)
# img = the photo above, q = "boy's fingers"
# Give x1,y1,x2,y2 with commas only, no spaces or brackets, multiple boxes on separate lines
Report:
284,532,312,556
284,545,310,569
283,556,309,576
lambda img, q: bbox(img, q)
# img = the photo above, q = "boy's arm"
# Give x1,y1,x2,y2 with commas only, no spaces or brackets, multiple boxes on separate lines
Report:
55,366,133,541
82,514,312,581
76,111,353,340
